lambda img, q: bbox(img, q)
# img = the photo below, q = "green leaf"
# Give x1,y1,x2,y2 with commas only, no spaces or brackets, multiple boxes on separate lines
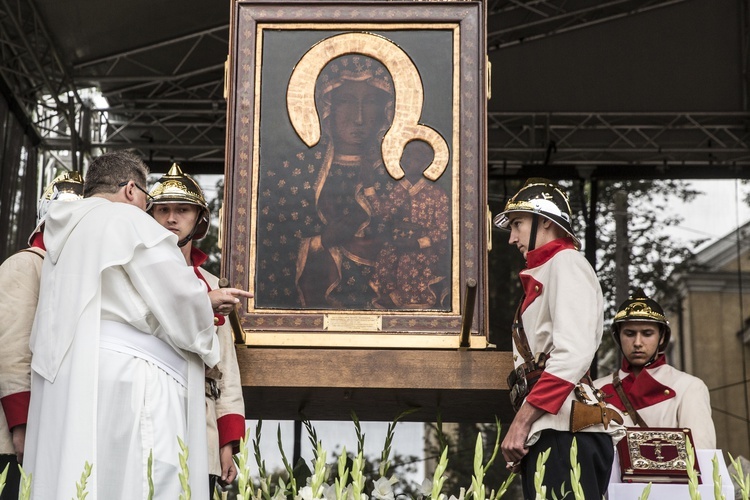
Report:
0,463,9,498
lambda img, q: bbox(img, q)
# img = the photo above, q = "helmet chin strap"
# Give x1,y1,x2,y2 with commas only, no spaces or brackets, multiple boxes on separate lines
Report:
643,328,667,367
642,352,659,368
178,222,200,247
527,214,540,253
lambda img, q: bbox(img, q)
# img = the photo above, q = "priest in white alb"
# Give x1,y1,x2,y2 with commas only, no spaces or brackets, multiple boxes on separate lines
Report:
24,151,219,499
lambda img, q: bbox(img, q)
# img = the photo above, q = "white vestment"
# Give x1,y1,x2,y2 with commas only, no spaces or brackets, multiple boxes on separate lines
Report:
25,197,219,499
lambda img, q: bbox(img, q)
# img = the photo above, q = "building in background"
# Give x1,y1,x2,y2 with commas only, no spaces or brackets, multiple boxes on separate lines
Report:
670,220,750,459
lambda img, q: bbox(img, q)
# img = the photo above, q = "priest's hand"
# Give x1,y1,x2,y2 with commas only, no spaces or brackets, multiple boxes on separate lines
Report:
209,288,253,315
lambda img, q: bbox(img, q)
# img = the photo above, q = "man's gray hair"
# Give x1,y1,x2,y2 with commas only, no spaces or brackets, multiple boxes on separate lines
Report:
83,151,149,198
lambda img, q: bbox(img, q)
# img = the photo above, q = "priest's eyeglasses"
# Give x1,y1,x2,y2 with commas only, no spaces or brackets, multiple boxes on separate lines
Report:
117,181,154,211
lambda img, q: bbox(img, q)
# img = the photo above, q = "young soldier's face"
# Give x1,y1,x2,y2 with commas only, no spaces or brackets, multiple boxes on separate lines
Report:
619,321,662,367
152,203,201,241
507,213,534,258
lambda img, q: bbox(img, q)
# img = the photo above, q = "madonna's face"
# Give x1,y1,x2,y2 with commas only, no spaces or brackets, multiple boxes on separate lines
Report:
330,80,389,154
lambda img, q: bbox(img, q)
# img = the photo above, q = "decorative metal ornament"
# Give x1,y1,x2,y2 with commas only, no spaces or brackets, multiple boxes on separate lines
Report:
617,428,700,484
613,289,668,324
149,163,208,209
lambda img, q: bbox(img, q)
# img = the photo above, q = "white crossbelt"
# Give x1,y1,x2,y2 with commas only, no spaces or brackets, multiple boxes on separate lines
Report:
99,319,188,387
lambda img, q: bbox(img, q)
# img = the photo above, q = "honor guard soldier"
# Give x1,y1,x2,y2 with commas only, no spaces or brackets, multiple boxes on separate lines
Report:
149,163,251,496
0,172,83,500
494,178,624,500
594,289,716,449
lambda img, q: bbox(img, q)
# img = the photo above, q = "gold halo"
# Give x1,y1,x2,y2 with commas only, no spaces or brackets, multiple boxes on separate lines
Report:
286,32,449,181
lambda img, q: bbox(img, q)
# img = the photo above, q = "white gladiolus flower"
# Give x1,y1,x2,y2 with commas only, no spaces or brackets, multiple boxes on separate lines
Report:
296,485,314,500
371,476,398,500
342,484,356,500
448,486,466,500
420,478,433,497
322,483,337,500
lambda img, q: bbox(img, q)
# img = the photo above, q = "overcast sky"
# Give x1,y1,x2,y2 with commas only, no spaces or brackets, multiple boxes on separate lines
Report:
667,179,750,250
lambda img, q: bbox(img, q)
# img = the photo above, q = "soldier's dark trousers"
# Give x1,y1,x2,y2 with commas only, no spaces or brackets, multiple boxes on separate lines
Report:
0,454,20,500
520,429,614,500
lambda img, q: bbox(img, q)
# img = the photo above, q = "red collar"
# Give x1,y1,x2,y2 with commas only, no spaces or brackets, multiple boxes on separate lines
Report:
188,247,225,327
190,246,208,267
30,231,46,250
622,353,667,372
601,356,675,412
525,237,576,269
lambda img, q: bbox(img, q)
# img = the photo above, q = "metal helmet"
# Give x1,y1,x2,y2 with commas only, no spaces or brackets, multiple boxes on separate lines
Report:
612,288,671,354
493,178,580,248
30,171,84,244
149,163,210,244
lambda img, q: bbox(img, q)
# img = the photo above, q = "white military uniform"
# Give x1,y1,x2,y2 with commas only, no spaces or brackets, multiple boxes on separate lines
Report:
515,238,624,445
0,246,43,454
25,197,219,500
594,355,716,450
189,248,246,476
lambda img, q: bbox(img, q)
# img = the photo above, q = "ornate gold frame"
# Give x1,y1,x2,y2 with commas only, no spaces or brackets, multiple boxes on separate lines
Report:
223,1,487,348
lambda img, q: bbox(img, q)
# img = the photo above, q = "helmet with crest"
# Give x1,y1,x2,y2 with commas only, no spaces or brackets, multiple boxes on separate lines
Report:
149,163,210,246
612,288,671,357
30,170,84,244
493,178,579,249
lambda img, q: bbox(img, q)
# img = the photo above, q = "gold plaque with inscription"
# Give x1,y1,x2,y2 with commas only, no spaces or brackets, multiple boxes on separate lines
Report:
324,315,383,332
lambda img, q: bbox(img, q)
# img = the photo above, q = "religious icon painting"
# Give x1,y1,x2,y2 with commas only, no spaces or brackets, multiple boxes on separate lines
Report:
223,0,488,348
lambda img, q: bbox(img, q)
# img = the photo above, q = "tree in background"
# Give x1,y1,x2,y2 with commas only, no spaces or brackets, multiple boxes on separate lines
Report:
575,179,704,374
586,180,702,315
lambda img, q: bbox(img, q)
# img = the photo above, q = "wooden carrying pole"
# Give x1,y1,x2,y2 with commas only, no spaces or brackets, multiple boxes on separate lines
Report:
219,277,246,344
459,278,477,348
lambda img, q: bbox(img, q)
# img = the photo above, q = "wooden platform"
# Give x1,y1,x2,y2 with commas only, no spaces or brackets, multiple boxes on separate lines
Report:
237,347,515,423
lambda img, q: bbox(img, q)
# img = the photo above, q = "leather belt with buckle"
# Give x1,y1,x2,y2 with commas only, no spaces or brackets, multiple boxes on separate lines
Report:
205,378,221,400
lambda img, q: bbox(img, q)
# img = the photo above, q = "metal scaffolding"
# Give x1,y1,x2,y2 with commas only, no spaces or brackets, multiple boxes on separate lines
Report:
0,0,85,174
0,0,749,180
487,111,750,178
71,25,229,171
486,0,691,50
0,0,228,176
